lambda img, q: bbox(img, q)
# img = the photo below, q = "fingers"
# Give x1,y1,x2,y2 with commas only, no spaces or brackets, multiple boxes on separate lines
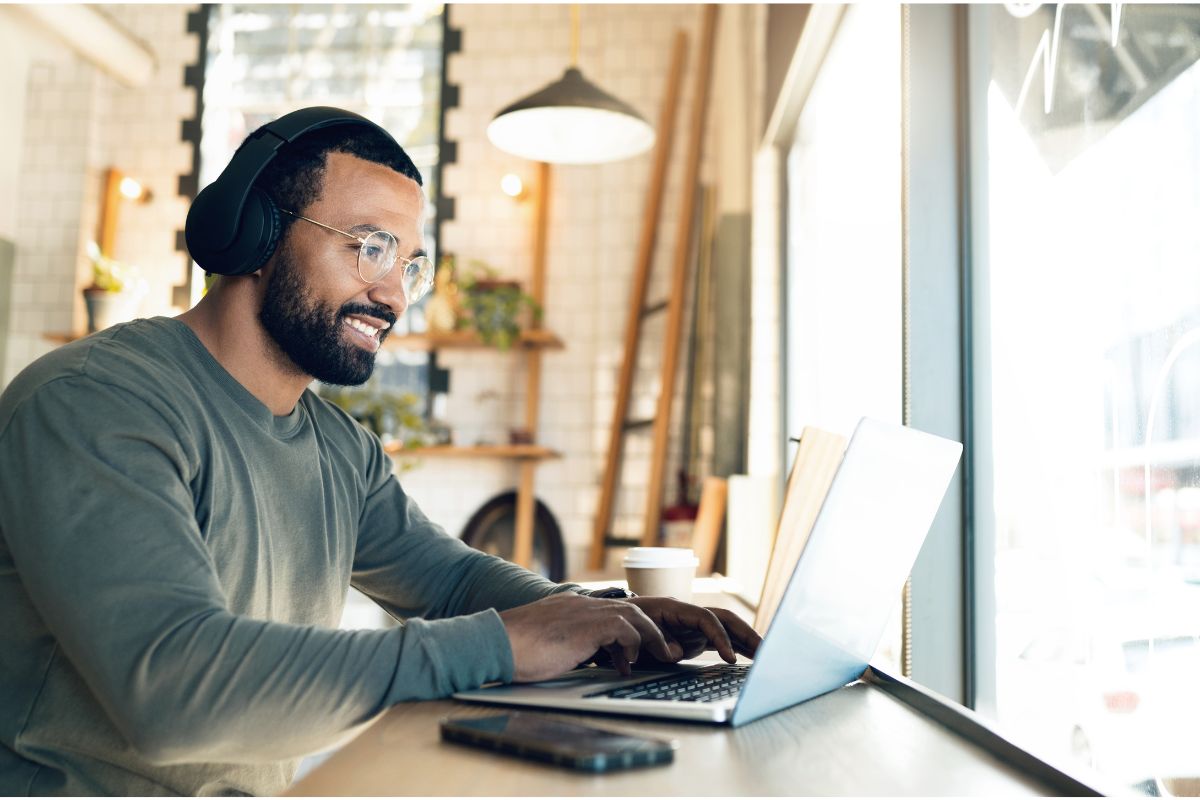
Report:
709,607,763,658
679,605,737,663
630,598,757,663
603,643,632,676
600,614,642,676
600,599,681,664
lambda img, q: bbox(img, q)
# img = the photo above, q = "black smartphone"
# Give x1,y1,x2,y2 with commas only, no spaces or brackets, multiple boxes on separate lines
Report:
439,712,676,772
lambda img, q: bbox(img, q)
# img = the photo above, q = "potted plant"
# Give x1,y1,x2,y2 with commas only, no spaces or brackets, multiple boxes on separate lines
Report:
83,241,144,333
455,260,542,350
321,384,432,450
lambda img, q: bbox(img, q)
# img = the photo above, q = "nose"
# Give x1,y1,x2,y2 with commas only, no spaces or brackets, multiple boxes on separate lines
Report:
365,265,408,317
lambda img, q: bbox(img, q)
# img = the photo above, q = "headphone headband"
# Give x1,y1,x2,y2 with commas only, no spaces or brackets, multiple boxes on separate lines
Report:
185,106,398,276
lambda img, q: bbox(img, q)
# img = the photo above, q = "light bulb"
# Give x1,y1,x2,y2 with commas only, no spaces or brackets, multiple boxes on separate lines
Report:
500,174,525,198
119,176,144,200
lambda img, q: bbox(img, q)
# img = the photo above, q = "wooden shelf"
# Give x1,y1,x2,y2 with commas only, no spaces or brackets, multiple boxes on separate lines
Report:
383,443,562,460
384,329,564,352
49,330,566,352
44,332,85,344
46,330,567,351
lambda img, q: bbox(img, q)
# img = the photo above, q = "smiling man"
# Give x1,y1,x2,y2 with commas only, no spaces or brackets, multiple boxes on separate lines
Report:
0,108,759,796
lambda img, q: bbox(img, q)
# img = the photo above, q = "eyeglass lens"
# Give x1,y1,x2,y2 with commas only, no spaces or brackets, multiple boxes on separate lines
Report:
357,231,434,303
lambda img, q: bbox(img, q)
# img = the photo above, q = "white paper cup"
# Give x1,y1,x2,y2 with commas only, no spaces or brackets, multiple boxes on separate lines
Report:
623,547,699,602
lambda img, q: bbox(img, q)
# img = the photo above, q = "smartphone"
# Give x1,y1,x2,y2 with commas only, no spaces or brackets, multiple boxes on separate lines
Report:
439,712,676,772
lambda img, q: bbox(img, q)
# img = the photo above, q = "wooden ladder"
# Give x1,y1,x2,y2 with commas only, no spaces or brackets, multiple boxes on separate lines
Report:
587,6,717,571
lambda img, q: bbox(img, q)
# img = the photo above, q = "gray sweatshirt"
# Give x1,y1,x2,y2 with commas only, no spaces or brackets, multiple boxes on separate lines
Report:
0,318,574,795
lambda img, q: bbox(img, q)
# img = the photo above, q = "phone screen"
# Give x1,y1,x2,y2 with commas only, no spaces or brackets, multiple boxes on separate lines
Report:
440,712,676,771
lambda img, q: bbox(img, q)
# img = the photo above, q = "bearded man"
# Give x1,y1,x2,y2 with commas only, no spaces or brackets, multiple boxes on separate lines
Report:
0,109,759,796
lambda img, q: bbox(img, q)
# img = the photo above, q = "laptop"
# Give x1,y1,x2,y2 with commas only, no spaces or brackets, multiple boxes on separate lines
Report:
454,418,962,727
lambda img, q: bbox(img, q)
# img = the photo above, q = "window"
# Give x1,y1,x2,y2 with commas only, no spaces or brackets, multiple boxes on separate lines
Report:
198,3,444,307
784,3,903,670
198,4,445,630
974,4,1200,789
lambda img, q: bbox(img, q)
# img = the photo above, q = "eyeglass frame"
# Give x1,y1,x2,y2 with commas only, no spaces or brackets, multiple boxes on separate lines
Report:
278,208,433,302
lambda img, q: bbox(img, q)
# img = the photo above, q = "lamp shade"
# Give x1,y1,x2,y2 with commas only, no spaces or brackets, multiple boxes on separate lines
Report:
487,67,655,164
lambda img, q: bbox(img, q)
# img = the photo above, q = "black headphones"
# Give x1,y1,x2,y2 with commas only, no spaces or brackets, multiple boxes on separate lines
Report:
184,106,399,276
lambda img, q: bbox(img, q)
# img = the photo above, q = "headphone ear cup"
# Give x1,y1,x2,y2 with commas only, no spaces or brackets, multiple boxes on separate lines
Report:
184,184,282,276
223,187,282,276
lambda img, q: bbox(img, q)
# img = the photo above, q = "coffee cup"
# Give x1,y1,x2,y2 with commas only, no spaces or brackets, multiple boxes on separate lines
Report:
623,547,699,602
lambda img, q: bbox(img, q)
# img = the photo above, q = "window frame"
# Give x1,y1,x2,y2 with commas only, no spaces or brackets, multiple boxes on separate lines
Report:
765,4,984,706
901,3,981,709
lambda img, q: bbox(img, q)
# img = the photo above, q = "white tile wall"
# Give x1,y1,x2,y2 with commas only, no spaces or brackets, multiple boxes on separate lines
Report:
2,3,771,583
2,5,197,386
399,4,716,576
748,146,784,480
3,57,100,385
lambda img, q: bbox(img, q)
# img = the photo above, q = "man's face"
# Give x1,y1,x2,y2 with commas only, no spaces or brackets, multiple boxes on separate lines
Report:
259,151,426,386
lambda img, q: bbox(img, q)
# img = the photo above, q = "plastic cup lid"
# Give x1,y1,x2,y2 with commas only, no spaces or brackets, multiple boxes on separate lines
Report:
622,546,699,568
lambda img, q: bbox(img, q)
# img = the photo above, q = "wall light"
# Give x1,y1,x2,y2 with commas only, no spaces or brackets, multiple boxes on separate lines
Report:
500,173,526,199
118,175,151,202
98,167,152,257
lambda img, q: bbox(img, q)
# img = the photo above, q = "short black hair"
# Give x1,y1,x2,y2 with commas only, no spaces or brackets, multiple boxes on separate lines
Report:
251,121,423,238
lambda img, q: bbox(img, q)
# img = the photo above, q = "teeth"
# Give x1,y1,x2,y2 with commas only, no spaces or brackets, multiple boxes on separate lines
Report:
345,318,379,338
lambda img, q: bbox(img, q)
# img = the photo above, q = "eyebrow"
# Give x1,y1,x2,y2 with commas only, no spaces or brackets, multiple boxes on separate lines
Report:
346,223,426,259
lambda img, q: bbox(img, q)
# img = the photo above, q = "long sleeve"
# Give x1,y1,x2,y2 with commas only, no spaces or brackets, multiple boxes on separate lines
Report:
0,373,511,769
350,430,581,621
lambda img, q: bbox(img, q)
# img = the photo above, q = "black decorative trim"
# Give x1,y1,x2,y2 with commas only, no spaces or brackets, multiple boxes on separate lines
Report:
425,8,463,411
174,4,211,309
436,196,456,224
434,8,462,248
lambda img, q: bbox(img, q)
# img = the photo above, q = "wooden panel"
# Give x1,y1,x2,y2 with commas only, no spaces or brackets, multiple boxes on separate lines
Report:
691,477,727,575
753,427,847,633
282,586,1093,796
512,463,537,569
642,6,718,548
43,332,81,345
384,329,564,352
385,444,561,460
283,682,1060,797
46,329,567,351
588,30,689,571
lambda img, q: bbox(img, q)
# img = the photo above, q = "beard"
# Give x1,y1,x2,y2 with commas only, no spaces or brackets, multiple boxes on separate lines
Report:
258,242,396,386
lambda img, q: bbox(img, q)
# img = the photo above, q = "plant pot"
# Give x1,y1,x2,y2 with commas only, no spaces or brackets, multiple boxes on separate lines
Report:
82,288,139,333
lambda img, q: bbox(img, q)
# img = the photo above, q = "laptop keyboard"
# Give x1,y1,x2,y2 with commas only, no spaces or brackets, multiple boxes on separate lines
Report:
587,664,751,703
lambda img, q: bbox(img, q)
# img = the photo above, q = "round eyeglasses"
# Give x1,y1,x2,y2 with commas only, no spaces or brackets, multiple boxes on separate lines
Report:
280,209,435,304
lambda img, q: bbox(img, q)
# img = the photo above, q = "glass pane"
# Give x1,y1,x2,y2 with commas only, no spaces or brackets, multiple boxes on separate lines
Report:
978,4,1200,791
785,4,902,670
196,3,444,308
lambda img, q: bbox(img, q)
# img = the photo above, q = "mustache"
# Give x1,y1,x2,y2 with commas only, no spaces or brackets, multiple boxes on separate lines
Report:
339,302,397,332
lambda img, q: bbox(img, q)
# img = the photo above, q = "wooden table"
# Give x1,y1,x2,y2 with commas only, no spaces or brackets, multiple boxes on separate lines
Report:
283,585,1106,796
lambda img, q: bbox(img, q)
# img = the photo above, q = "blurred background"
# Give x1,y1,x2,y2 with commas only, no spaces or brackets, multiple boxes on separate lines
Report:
1,3,1199,794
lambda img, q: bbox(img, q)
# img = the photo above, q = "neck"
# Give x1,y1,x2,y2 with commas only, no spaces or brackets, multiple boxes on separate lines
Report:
177,279,311,416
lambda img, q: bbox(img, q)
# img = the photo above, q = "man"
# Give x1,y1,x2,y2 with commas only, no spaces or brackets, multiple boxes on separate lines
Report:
0,110,759,795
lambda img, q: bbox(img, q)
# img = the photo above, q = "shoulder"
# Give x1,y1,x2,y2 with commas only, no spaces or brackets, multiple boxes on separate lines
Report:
0,318,196,437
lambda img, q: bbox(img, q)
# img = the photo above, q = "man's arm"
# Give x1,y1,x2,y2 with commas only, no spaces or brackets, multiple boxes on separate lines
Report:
341,409,761,681
346,422,582,618
0,378,512,765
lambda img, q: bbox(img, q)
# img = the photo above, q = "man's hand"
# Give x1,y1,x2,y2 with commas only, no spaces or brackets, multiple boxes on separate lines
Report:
499,593,764,683
627,596,761,664
499,593,684,682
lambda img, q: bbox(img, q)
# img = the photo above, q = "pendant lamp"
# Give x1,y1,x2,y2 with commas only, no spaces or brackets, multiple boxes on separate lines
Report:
487,6,655,164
